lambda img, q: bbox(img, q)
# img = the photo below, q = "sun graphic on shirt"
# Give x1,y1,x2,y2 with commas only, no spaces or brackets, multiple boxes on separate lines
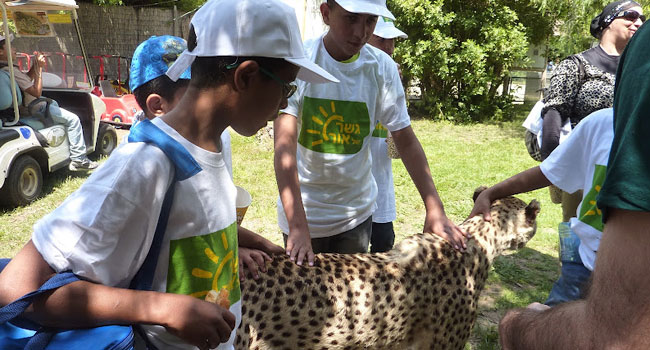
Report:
298,96,370,154
306,101,345,147
188,231,238,299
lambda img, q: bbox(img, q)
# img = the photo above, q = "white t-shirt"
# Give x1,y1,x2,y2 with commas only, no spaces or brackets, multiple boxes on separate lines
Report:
370,123,396,223
32,117,241,350
540,108,613,271
278,34,410,237
123,118,233,177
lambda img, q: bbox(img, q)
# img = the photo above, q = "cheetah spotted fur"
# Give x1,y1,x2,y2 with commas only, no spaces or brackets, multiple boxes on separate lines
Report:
235,188,540,350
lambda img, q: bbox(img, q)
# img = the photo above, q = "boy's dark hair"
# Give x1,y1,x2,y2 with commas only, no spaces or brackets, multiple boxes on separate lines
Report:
186,25,289,89
132,75,190,113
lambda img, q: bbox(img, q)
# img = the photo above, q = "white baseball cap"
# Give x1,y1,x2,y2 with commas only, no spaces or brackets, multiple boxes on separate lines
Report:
331,0,395,20
167,0,338,84
0,33,14,42
373,16,407,39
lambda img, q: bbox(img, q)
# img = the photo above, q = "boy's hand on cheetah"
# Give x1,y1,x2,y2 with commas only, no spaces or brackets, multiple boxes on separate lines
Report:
286,230,314,266
424,214,470,252
239,247,272,280
469,189,493,222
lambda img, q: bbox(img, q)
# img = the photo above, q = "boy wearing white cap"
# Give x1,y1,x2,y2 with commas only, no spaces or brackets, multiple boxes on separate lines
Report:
366,16,408,253
0,0,336,350
275,0,468,266
127,35,284,282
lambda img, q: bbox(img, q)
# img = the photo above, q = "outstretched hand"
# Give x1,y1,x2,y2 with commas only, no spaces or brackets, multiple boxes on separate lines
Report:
424,213,470,252
286,230,314,266
468,189,493,221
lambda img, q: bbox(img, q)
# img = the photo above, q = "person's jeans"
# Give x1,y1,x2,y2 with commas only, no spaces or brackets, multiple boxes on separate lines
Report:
284,217,372,254
370,221,395,253
545,222,592,306
49,104,87,161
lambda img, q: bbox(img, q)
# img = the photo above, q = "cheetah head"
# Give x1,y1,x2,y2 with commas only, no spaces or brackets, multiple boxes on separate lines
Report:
469,186,540,255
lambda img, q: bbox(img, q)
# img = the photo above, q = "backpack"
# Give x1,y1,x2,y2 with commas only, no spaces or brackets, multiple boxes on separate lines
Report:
523,55,586,161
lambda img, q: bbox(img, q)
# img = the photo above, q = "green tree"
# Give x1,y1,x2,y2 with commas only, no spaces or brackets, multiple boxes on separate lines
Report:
79,0,204,13
389,0,536,122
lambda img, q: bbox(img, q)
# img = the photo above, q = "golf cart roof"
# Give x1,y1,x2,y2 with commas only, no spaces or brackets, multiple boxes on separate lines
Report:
3,0,78,12
1,0,85,126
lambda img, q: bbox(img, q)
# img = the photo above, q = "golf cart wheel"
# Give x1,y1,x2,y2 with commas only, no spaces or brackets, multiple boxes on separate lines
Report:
93,123,118,158
112,115,122,123
0,155,43,207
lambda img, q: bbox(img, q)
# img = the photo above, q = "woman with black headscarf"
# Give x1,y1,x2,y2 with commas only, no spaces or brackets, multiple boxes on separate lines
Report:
542,0,644,163
540,0,644,307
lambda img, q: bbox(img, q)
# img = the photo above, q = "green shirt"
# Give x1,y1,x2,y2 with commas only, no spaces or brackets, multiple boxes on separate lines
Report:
596,23,650,220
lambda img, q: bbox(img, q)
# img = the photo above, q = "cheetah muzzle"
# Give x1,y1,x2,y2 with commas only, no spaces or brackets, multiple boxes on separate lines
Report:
236,187,540,350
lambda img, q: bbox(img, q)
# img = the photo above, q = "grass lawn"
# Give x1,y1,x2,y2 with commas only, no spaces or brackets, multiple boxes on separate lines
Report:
0,116,562,349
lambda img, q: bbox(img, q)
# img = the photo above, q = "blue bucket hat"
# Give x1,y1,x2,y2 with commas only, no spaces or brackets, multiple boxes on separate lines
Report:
129,35,191,92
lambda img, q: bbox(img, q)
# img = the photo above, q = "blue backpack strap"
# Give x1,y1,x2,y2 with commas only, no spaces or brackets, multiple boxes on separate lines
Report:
128,180,176,291
0,271,79,350
128,119,202,181
127,118,201,290
0,272,79,324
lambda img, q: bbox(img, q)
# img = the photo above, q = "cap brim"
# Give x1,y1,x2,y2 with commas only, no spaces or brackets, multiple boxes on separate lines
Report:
285,57,339,84
166,50,195,82
374,26,407,39
335,1,395,20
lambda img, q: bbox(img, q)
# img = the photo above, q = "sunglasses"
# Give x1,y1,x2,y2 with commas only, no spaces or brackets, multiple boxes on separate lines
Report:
258,66,298,99
226,62,297,99
616,10,646,23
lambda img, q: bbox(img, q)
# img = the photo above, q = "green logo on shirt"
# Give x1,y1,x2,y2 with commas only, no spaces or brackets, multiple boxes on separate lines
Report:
578,164,607,232
372,121,388,138
299,96,370,154
167,222,240,307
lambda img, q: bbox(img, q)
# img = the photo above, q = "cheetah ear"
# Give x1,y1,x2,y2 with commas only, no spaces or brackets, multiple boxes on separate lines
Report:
525,199,541,225
473,186,489,202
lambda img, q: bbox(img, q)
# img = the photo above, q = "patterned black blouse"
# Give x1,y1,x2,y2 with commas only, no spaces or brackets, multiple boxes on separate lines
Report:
543,46,618,125
540,46,619,158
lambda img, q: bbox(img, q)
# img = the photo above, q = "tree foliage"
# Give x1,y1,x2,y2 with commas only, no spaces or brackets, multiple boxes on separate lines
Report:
389,0,536,122
79,0,203,13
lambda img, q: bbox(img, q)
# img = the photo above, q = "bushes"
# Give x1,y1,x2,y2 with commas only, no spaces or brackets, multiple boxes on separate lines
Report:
389,0,540,123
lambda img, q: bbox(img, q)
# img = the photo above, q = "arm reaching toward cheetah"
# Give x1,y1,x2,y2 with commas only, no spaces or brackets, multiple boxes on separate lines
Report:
469,167,551,221
273,114,314,266
390,126,470,251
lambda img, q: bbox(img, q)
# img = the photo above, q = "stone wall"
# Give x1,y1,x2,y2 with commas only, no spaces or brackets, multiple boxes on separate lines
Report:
10,3,191,86
78,3,191,83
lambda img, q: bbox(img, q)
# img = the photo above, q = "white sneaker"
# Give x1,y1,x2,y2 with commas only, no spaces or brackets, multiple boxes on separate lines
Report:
69,158,99,171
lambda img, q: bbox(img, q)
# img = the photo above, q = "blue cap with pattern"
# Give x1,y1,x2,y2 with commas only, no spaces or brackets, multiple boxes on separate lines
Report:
129,35,191,91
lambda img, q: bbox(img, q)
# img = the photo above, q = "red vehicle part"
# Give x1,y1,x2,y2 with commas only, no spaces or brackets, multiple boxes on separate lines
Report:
16,52,30,71
100,93,140,126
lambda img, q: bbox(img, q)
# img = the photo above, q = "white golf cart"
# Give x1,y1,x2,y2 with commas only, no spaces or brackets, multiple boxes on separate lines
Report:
0,0,117,207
